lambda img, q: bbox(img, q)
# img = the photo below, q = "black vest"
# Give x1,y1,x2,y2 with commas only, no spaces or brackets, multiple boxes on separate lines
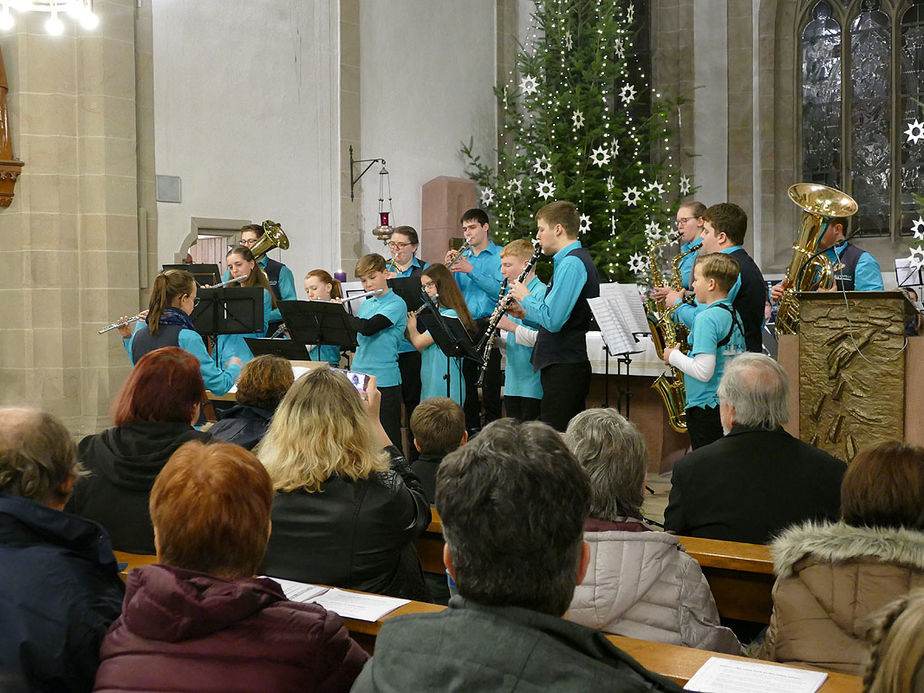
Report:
263,257,284,301
728,248,767,354
130,324,183,364
531,247,600,371
831,243,864,291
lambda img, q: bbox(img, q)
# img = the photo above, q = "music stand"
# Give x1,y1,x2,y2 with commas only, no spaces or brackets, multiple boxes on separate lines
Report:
418,308,481,399
244,338,311,360
190,287,264,336
895,257,923,289
163,263,221,287
388,277,426,312
278,300,358,354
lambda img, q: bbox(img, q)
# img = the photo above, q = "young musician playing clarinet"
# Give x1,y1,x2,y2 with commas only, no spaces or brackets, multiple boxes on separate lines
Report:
508,201,600,432
495,239,544,421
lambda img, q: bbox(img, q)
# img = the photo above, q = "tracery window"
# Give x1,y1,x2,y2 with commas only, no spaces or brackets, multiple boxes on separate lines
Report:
799,0,924,238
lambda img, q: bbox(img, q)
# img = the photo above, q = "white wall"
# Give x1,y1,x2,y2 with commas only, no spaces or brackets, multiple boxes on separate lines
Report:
151,0,339,297
358,0,496,252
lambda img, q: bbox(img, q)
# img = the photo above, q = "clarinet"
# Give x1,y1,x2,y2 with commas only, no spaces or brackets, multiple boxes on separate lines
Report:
476,246,542,386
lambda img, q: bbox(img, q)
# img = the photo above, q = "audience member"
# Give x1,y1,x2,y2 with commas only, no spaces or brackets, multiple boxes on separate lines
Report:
207,355,294,450
352,419,683,692
409,397,467,505
258,368,431,600
68,347,210,553
863,588,924,693
93,440,367,692
761,440,924,675
664,353,845,544
564,409,741,654
0,408,123,693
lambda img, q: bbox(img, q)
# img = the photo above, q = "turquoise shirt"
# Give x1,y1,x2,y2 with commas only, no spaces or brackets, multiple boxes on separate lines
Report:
123,322,241,396
674,245,743,329
521,240,587,332
222,257,293,326
419,307,465,406
679,240,700,289
309,344,341,366
683,297,745,409
396,256,428,355
504,276,544,399
454,242,504,319
352,289,407,387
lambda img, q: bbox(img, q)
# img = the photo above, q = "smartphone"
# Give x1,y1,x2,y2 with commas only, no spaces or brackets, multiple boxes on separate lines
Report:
333,367,370,392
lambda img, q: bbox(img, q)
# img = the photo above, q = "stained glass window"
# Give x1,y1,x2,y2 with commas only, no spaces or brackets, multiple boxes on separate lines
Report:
799,0,924,238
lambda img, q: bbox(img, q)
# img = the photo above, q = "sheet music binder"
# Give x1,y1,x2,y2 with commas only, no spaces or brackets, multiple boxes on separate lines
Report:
589,283,649,356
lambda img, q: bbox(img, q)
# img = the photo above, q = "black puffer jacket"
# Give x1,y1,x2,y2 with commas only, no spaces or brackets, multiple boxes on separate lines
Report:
261,446,431,601
207,405,273,450
67,422,210,553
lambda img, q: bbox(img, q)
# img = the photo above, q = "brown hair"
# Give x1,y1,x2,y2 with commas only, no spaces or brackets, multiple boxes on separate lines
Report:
680,200,707,219
536,200,579,238
841,441,924,531
226,245,277,309
421,264,477,335
355,253,387,278
410,398,465,455
150,441,273,579
147,270,196,336
305,269,343,300
703,202,748,246
693,252,740,293
235,355,294,410
391,226,419,245
111,347,205,427
240,223,264,237
501,238,536,264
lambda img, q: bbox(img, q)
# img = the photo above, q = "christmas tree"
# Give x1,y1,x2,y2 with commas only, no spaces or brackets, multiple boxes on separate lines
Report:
462,0,691,282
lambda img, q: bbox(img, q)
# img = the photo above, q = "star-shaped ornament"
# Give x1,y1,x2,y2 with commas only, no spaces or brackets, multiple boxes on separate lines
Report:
628,252,647,274
520,75,539,97
627,3,635,23
620,84,637,105
579,213,592,234
679,175,691,195
647,181,666,197
644,220,663,242
563,31,573,51
572,110,585,129
611,139,620,157
536,179,556,200
905,119,924,145
623,186,641,206
614,38,625,60
590,146,611,167
912,217,924,241
507,178,523,195
533,156,552,176
480,188,495,207
606,176,615,191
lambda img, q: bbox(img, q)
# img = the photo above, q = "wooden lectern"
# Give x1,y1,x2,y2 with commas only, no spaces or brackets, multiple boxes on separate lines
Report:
777,291,923,462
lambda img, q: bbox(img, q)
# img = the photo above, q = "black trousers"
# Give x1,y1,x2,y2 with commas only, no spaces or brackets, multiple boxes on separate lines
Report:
539,361,591,432
504,395,541,422
379,385,403,450
462,319,502,430
398,350,422,459
686,405,723,449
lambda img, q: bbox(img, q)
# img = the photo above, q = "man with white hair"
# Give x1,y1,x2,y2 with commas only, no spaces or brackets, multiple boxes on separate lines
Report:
664,353,846,544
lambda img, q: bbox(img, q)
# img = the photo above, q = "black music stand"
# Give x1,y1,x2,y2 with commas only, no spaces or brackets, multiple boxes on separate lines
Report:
388,277,426,312
163,263,221,287
418,308,481,398
244,338,311,360
278,300,358,355
190,287,264,336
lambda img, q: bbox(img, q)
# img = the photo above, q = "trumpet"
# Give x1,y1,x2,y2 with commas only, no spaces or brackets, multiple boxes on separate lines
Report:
98,311,148,334
447,239,474,270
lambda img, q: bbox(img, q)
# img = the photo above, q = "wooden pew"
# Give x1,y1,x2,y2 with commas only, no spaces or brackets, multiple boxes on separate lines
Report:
413,510,776,624
114,550,157,581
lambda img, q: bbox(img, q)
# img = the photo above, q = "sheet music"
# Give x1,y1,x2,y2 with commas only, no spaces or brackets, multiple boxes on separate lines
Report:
684,657,827,693
265,578,410,622
598,283,650,335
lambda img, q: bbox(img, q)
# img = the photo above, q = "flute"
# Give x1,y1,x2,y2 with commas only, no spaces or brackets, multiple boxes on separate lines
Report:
203,274,248,288
411,293,438,316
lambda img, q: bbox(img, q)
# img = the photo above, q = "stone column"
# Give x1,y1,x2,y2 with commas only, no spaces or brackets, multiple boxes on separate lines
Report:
0,0,146,436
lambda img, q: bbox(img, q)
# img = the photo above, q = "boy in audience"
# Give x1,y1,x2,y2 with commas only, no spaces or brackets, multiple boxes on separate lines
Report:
0,408,124,692
496,238,544,421
663,253,745,449
352,419,683,692
409,397,467,505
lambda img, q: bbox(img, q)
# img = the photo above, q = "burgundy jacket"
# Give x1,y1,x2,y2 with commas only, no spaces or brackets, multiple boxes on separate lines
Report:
94,564,368,693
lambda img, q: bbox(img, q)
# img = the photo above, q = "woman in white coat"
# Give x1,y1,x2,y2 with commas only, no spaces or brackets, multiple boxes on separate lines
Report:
564,408,741,654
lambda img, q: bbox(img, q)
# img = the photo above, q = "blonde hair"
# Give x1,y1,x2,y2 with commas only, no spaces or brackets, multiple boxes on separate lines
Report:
257,368,388,492
355,253,387,278
693,252,740,293
864,589,924,693
501,238,536,264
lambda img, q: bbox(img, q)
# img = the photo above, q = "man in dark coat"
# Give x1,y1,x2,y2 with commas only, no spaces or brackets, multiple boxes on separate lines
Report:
665,353,846,544
0,408,124,693
352,419,683,692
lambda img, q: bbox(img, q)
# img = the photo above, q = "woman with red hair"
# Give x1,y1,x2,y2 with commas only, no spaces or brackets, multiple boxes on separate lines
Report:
67,347,210,554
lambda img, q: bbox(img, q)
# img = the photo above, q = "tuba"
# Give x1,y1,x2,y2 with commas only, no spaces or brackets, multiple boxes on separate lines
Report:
775,184,857,335
250,219,290,261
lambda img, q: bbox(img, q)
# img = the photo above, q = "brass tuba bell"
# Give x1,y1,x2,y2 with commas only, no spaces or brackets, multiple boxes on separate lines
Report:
775,183,857,335
250,219,290,261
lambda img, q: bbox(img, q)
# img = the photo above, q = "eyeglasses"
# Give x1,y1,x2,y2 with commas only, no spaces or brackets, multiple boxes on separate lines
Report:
676,217,699,226
240,238,258,246
389,241,412,249
422,281,436,290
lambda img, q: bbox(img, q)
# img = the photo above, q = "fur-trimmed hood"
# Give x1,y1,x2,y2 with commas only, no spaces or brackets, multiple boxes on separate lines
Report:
771,521,924,577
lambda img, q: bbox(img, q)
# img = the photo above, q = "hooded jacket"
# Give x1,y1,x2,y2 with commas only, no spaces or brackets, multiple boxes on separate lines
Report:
93,564,368,693
760,521,924,675
0,494,124,693
67,422,210,553
568,519,741,654
207,404,273,450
